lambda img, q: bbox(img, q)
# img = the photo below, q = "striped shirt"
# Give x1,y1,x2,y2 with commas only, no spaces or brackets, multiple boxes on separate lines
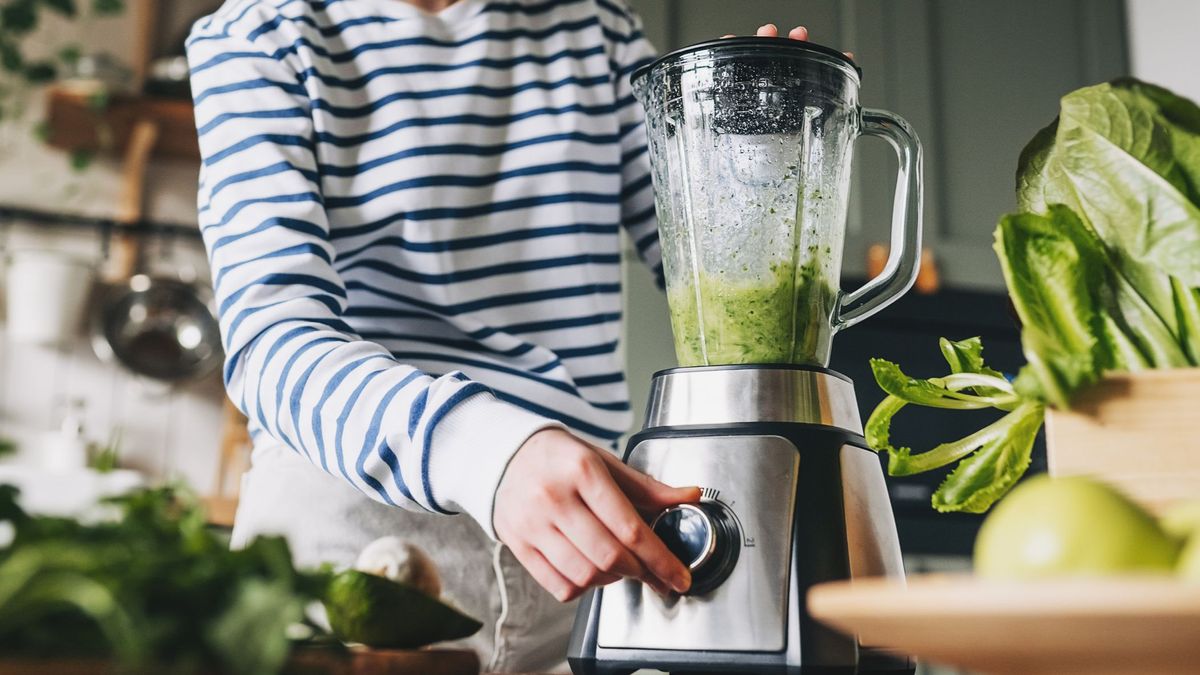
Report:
186,0,660,536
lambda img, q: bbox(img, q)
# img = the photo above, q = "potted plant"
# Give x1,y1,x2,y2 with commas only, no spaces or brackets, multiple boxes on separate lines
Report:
867,79,1200,515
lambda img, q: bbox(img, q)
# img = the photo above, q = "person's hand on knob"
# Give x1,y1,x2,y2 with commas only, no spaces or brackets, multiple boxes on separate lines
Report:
494,428,702,602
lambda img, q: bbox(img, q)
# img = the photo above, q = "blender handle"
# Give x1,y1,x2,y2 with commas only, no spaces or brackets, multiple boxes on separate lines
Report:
834,108,924,331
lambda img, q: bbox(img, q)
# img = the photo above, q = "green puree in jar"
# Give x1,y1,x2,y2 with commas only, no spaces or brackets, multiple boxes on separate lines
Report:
668,260,837,366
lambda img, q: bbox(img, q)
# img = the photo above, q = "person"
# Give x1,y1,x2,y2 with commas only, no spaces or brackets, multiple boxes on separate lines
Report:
187,2,813,671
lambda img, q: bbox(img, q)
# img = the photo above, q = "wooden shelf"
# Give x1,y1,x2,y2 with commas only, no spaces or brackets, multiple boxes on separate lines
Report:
43,86,199,161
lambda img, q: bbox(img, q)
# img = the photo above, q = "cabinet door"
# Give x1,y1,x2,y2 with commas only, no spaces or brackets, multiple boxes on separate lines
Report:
845,0,1128,291
631,0,1128,293
628,0,669,52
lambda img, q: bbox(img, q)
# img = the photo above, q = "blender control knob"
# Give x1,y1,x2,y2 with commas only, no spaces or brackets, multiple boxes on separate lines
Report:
651,501,740,595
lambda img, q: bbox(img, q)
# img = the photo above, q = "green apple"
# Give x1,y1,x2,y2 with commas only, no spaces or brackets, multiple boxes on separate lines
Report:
1179,535,1200,582
974,475,1181,579
1160,499,1200,540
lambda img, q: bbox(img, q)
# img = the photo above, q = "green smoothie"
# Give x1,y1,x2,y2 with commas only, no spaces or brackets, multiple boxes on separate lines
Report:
668,259,838,367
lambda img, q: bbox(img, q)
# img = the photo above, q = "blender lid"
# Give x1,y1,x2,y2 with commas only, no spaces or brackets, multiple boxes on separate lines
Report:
631,36,862,85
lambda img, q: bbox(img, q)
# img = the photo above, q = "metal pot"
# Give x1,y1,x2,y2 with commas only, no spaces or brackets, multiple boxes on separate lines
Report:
90,272,222,383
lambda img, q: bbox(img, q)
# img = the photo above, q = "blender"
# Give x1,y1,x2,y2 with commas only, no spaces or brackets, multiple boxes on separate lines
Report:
568,37,922,675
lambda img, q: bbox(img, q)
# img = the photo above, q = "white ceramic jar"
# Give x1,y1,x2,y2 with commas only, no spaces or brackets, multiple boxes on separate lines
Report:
4,249,95,346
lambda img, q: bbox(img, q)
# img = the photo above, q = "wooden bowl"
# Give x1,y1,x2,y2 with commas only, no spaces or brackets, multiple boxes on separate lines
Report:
808,574,1200,675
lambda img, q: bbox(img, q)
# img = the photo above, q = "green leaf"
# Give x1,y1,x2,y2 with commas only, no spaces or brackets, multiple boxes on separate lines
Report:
208,579,304,675
70,150,94,171
893,401,1038,477
870,358,1014,410
867,395,985,476
1052,80,1200,285
866,346,1027,479
1174,279,1200,364
1,2,39,34
864,394,907,457
1015,119,1059,214
85,89,109,111
0,544,145,663
939,336,1008,397
996,206,1191,406
41,0,77,17
0,485,28,527
90,0,122,14
21,60,57,83
939,336,1003,378
57,43,82,65
1017,80,1200,362
32,120,49,142
0,41,24,72
995,208,1113,406
931,401,1045,513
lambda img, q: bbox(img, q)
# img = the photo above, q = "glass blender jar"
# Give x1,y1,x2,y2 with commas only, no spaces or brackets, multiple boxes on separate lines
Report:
632,38,922,367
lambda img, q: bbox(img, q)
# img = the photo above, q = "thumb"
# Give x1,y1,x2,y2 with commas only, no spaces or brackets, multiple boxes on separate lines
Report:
597,451,702,512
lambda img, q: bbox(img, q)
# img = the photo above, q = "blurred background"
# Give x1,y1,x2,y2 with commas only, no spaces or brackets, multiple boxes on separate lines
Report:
0,0,1194,635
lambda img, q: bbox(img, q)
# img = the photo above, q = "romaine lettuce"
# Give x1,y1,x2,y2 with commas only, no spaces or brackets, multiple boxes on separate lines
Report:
868,79,1200,513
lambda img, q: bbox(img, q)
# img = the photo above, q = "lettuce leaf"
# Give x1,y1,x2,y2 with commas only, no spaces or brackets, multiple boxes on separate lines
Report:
865,339,1040,511
930,401,1044,513
995,207,1123,406
1017,79,1200,365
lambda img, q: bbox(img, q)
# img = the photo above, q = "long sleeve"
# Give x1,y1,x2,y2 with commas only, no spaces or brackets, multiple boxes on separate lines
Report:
187,24,559,538
598,0,663,287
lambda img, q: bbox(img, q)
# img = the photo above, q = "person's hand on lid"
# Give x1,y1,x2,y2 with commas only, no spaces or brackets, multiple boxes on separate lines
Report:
724,24,855,61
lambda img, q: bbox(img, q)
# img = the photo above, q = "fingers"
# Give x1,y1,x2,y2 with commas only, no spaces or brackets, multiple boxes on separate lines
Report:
536,528,621,597
596,450,702,513
509,542,584,602
556,494,649,581
577,465,692,594
719,24,850,60
729,24,809,41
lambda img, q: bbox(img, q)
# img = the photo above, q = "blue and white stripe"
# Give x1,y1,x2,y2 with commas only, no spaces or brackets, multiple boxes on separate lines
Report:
187,0,660,534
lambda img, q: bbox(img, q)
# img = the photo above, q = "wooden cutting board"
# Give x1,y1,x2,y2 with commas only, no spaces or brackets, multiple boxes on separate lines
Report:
291,647,480,674
0,648,481,675
808,574,1200,675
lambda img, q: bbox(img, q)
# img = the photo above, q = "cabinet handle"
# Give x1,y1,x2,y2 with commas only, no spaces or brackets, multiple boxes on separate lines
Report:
867,244,940,294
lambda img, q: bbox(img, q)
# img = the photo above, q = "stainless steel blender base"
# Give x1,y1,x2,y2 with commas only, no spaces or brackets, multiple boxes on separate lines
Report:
597,434,799,652
567,366,912,675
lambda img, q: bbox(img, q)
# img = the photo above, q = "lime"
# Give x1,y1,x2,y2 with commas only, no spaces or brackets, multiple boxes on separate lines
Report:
974,475,1181,578
323,570,482,649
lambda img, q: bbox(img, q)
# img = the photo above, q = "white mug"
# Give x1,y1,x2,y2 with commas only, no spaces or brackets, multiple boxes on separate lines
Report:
4,249,95,347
